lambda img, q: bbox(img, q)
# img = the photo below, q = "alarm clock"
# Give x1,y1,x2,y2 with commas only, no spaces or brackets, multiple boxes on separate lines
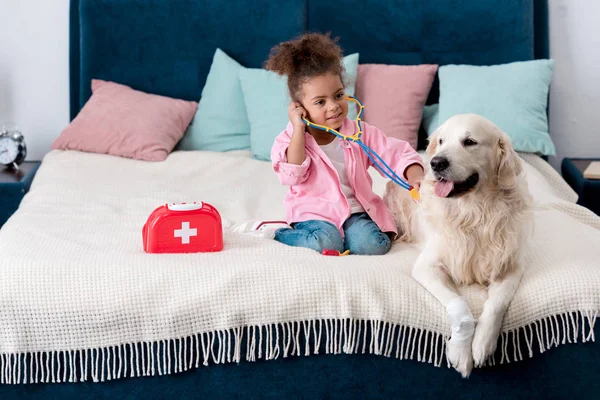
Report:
0,125,27,169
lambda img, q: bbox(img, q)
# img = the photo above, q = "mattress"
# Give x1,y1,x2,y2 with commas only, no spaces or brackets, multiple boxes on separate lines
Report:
0,149,598,385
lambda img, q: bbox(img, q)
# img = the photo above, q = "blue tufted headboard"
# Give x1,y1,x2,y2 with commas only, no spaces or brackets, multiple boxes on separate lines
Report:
70,0,548,122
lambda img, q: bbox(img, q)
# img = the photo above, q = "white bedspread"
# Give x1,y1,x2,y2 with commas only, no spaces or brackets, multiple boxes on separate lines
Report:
0,149,598,384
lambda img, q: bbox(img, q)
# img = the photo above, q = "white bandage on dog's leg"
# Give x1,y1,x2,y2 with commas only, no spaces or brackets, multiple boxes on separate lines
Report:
446,297,475,344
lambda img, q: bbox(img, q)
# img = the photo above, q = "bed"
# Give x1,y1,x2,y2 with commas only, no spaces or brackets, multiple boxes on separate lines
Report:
1,0,599,399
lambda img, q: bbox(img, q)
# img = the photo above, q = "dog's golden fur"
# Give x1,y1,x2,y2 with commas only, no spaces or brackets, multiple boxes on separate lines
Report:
384,114,533,377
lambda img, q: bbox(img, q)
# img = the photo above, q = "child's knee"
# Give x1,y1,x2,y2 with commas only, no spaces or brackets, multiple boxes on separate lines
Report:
275,222,344,253
306,229,344,253
347,231,391,256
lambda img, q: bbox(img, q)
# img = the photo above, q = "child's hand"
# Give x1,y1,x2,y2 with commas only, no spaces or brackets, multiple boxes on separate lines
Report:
288,101,307,131
405,164,425,191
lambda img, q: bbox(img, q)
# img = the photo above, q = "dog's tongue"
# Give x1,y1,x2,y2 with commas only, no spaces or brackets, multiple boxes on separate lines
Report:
435,180,454,198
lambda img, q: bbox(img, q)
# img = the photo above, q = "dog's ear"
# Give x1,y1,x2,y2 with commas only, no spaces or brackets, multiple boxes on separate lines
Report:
426,134,438,157
496,132,523,189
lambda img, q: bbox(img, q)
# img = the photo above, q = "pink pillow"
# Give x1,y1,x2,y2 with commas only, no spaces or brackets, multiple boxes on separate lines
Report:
52,79,198,161
355,64,438,149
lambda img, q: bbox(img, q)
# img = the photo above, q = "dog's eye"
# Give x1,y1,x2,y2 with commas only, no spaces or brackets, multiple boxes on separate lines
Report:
439,138,443,145
463,138,477,147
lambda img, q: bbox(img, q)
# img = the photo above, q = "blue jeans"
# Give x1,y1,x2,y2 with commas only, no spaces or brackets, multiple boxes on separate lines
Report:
274,213,392,256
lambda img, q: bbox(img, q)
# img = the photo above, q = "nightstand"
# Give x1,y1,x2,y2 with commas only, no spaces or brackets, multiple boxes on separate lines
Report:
0,161,41,228
561,158,600,216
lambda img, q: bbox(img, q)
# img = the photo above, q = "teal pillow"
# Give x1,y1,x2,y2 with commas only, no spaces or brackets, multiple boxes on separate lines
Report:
178,49,250,152
239,53,360,161
437,60,556,156
422,104,440,135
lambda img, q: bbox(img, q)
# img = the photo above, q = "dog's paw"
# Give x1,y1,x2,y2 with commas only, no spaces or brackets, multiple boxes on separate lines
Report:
446,339,473,378
471,313,502,367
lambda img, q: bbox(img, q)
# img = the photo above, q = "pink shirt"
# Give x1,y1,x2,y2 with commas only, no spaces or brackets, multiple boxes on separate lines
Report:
271,118,424,237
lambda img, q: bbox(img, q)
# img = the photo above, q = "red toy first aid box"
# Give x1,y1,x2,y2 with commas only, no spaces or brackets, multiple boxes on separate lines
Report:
142,202,223,253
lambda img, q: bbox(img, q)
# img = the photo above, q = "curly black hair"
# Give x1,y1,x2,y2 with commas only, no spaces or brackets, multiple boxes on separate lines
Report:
264,32,346,101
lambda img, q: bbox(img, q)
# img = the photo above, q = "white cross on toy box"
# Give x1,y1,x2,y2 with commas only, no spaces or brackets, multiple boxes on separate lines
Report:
174,221,197,244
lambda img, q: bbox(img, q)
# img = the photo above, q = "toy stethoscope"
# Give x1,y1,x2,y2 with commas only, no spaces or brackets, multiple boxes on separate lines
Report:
301,95,420,201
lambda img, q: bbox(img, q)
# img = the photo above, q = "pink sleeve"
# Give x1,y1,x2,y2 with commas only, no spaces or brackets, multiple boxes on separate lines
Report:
362,122,424,181
270,126,312,186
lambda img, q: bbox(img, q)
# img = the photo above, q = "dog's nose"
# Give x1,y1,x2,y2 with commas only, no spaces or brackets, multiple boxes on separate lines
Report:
430,156,449,172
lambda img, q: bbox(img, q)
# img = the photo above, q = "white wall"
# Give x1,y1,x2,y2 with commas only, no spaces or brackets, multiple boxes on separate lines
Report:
0,0,70,161
548,0,600,168
1,0,598,166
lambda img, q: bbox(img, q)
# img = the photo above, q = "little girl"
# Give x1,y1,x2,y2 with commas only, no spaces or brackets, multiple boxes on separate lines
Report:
266,33,424,256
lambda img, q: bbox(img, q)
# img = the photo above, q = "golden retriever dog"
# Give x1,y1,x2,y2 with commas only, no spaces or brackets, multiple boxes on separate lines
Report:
384,114,533,377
